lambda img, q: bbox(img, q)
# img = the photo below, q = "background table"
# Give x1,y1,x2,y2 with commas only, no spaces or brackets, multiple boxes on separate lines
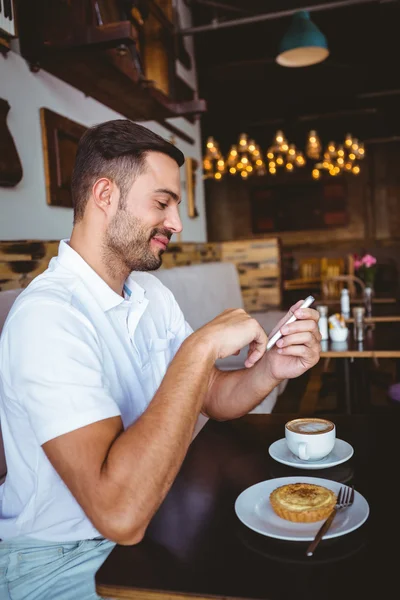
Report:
317,322,400,413
96,413,400,600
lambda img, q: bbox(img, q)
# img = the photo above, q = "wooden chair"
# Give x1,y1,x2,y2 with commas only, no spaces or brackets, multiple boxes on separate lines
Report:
299,258,320,280
321,274,366,300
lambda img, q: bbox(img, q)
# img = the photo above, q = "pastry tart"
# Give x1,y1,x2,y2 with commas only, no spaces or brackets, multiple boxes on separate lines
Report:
270,482,337,523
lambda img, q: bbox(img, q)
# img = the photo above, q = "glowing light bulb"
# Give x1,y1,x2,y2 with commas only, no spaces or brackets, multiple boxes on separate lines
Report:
267,151,274,160
276,155,284,166
345,133,353,147
214,172,222,180
275,130,284,144
256,159,263,166
269,167,276,175
352,165,360,175
312,169,320,179
229,167,236,174
349,153,356,161
286,163,293,171
309,130,317,143
328,143,336,153
241,170,248,178
206,137,215,149
239,133,248,149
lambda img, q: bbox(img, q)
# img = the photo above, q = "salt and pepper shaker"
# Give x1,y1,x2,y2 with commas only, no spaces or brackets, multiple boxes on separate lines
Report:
340,288,350,318
353,306,365,342
316,305,329,340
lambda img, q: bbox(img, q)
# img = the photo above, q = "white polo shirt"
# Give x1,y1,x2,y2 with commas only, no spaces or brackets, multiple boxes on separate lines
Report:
0,240,193,541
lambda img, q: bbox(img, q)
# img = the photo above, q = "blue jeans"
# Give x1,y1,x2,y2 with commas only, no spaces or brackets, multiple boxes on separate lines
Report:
0,536,115,600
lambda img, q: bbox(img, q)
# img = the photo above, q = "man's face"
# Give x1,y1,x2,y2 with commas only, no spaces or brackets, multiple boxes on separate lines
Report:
104,152,182,272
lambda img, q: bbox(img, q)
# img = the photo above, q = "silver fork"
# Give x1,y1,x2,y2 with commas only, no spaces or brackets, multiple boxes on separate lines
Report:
306,485,355,557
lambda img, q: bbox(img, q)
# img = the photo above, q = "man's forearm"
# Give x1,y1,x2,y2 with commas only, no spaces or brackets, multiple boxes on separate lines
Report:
99,336,215,543
203,353,282,421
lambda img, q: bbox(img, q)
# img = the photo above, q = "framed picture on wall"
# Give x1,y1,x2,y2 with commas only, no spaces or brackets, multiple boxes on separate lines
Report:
185,156,199,218
250,178,349,233
40,108,87,208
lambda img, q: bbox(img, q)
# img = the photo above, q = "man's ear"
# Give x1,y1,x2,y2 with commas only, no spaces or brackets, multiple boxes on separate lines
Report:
91,178,116,215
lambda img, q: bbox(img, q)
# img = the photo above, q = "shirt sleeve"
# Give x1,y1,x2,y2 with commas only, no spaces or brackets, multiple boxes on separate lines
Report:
2,299,121,445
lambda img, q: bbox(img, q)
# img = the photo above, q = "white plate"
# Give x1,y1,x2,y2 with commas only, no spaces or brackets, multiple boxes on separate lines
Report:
234,476,369,541
268,438,354,470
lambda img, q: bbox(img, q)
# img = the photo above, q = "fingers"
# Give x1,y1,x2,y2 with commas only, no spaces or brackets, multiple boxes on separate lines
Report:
281,318,321,337
277,313,321,363
276,343,313,358
293,307,319,322
277,331,319,349
268,300,305,338
245,327,268,368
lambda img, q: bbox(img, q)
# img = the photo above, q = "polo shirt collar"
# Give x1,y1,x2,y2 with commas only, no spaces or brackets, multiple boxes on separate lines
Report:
57,240,146,312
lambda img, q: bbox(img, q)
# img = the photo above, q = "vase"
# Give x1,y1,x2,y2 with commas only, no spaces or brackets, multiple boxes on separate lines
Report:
364,286,373,316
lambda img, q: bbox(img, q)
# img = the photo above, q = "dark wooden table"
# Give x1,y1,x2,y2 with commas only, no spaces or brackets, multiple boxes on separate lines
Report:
318,322,400,414
320,321,400,359
96,413,399,600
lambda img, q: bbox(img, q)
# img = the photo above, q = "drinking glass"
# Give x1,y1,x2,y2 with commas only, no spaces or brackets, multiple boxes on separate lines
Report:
353,306,365,341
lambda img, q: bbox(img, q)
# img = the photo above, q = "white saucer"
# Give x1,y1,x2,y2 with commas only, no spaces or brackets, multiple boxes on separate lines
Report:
235,476,369,541
268,438,354,469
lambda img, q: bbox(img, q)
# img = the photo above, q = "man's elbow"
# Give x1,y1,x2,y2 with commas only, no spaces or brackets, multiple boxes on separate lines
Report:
94,510,148,546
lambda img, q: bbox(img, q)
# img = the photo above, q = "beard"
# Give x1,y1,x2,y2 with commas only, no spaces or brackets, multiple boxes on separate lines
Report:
103,207,171,273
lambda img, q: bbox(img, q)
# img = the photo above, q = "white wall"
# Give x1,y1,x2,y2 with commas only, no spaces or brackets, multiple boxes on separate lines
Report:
0,25,206,242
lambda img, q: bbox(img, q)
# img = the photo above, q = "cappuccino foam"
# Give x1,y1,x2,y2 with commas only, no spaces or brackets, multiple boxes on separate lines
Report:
286,419,334,435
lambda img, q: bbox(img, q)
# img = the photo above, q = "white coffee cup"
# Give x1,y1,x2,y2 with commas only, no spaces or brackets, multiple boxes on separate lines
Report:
285,418,336,461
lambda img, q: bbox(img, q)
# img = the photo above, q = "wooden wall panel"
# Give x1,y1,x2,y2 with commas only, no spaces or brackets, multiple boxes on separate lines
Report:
0,238,282,310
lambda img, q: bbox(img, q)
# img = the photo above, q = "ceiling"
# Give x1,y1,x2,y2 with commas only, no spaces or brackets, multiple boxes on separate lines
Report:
181,0,400,152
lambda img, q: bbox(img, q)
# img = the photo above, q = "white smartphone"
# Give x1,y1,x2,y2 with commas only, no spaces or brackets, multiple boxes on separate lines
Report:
266,295,315,351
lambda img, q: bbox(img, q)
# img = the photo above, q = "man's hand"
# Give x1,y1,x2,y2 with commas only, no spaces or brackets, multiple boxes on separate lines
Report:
265,300,321,381
194,308,268,368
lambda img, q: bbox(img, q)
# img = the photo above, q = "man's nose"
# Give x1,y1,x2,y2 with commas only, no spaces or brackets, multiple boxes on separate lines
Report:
164,206,183,234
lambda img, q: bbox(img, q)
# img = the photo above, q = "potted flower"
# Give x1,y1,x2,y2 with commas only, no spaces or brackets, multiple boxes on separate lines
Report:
353,253,377,288
353,254,377,315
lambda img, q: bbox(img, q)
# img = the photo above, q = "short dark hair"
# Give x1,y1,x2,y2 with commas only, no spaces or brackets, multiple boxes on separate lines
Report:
71,119,185,223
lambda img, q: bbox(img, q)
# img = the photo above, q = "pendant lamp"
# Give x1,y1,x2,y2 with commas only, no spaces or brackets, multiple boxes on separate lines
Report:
276,11,329,68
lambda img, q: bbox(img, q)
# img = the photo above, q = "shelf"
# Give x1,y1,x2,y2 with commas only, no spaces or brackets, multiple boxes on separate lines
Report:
16,1,206,142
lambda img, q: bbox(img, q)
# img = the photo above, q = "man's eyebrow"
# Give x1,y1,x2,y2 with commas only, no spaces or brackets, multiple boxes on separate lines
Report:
154,188,181,203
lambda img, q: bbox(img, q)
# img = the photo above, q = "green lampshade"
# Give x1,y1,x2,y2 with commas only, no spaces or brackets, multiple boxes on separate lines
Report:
276,11,329,67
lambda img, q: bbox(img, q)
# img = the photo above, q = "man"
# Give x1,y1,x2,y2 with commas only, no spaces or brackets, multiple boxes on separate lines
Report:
0,120,321,599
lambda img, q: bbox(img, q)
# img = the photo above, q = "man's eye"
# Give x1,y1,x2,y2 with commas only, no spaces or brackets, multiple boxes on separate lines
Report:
157,202,168,209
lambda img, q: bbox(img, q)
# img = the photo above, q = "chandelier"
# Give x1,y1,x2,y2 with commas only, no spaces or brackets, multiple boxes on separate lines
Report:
309,132,365,179
203,133,267,180
203,130,365,181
